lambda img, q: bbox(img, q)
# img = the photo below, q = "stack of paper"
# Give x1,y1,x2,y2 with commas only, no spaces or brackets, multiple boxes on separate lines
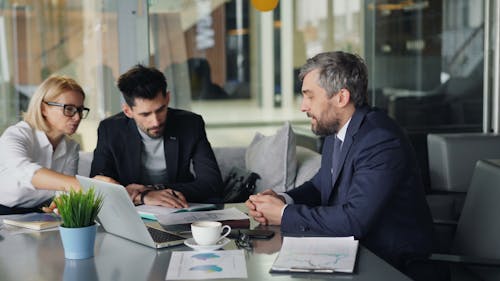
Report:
271,236,359,274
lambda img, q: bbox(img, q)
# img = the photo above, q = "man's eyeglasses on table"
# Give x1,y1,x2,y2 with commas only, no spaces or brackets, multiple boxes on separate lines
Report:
43,101,90,119
235,232,253,251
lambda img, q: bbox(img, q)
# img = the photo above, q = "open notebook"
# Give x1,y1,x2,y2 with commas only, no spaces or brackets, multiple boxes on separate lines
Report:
135,203,216,220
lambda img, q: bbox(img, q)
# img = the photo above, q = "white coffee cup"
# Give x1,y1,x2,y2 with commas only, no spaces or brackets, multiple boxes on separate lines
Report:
191,221,231,246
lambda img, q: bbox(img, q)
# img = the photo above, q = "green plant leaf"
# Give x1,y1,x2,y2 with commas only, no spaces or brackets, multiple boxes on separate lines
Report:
55,186,103,228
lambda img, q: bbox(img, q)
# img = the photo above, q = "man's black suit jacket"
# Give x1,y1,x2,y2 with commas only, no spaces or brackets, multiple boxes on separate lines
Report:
90,108,223,203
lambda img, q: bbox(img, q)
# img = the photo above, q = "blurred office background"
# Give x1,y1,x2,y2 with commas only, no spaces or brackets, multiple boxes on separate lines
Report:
0,0,497,188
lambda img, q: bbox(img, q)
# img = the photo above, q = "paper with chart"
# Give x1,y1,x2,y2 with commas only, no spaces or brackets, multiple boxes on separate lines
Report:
165,250,247,280
156,207,248,225
271,236,359,273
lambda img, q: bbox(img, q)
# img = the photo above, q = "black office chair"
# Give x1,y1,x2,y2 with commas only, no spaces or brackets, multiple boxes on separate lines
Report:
408,159,500,281
426,133,500,252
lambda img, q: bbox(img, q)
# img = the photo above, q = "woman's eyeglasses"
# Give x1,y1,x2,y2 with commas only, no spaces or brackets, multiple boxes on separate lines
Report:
43,101,90,119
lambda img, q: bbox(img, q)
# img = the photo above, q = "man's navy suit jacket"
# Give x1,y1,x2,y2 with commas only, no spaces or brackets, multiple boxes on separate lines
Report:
283,106,433,267
90,108,223,203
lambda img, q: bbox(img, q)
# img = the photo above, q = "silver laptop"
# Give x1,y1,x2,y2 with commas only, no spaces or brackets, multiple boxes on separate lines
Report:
76,175,186,249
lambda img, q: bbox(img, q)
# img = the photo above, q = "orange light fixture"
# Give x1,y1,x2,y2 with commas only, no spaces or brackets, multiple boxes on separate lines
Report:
251,0,279,12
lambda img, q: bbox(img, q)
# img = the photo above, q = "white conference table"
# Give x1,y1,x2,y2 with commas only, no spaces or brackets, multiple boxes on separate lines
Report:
0,218,411,281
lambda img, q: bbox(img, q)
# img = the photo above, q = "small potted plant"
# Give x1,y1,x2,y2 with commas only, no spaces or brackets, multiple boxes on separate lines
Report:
55,187,103,259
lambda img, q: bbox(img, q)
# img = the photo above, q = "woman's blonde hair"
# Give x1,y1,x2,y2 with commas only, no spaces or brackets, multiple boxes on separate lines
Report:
23,75,85,132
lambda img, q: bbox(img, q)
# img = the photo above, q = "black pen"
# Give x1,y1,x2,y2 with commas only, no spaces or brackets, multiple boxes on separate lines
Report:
171,190,178,198
171,190,189,208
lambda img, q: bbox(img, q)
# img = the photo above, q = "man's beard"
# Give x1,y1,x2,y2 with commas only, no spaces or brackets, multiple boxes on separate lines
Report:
309,113,340,136
140,124,165,139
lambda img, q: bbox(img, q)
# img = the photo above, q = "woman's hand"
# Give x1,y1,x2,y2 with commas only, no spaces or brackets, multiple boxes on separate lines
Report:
92,175,119,184
41,201,58,214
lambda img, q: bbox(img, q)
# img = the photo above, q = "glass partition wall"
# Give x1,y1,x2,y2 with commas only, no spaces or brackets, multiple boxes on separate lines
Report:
0,0,494,188
366,0,484,129
365,0,486,187
0,0,122,148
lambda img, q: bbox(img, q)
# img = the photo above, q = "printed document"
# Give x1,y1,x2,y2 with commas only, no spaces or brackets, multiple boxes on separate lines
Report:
156,207,248,225
166,250,247,280
271,236,359,273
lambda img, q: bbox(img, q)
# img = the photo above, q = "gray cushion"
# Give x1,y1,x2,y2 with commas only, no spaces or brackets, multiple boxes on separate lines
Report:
213,147,246,180
78,151,93,177
245,122,297,193
295,146,321,186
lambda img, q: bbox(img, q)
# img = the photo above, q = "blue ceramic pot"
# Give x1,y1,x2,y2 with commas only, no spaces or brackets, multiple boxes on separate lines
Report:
59,224,97,259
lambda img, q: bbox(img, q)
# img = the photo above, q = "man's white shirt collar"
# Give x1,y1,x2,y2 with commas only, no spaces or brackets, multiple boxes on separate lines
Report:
336,118,352,142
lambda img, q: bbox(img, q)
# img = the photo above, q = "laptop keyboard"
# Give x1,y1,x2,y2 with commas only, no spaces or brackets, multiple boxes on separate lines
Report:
147,226,185,243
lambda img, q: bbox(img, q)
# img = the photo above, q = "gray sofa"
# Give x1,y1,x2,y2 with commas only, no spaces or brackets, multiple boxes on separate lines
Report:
213,145,321,189
78,145,321,193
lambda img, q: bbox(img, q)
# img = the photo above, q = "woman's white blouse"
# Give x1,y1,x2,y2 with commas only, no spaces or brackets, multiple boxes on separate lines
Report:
0,121,79,208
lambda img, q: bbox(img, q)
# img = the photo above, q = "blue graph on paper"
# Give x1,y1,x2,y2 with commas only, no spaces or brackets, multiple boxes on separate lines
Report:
285,252,349,268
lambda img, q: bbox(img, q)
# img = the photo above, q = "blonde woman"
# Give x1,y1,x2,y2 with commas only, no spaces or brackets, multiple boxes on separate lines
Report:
0,75,89,214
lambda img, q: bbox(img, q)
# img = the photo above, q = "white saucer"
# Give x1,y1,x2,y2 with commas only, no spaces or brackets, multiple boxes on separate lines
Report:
184,237,231,251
